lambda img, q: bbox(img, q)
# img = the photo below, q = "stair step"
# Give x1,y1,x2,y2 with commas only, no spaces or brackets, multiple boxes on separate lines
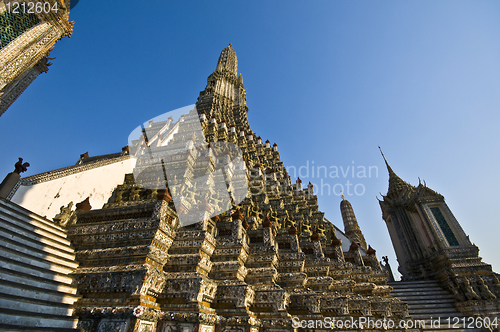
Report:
408,303,456,313
0,323,79,332
0,309,77,329
0,219,72,250
391,289,449,293
388,280,441,286
0,228,75,261
404,299,455,305
0,280,80,305
393,295,454,301
393,295,453,300
0,267,77,295
0,204,68,241
0,256,73,285
0,292,73,316
391,287,448,292
391,287,451,292
0,237,77,269
394,292,453,297
0,246,76,274
410,308,462,314
393,291,450,295
0,200,67,233
391,290,453,295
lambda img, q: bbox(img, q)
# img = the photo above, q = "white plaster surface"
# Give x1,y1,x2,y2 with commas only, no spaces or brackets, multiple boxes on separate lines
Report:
331,223,367,255
11,158,136,219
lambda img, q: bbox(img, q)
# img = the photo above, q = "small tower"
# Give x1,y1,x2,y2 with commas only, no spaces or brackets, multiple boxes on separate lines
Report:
196,44,249,131
0,1,73,116
340,193,367,250
378,148,494,281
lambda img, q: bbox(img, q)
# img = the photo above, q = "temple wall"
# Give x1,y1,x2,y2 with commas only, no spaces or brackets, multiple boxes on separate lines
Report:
11,158,136,220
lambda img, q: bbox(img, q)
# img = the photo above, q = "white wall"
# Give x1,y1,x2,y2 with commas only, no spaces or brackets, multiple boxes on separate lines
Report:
11,158,136,220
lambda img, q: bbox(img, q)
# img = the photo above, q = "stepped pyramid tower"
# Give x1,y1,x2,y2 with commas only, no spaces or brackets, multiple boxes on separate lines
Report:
2,44,409,331
379,150,500,317
0,0,73,116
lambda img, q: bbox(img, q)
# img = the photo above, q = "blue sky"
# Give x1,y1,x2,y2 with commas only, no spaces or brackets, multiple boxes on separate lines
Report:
1,1,500,277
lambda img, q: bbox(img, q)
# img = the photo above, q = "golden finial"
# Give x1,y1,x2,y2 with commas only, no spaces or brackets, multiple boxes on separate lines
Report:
341,190,345,200
229,43,232,47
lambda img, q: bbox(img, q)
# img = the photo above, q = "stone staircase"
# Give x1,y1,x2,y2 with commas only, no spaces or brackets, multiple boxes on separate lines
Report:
389,280,484,331
0,199,79,331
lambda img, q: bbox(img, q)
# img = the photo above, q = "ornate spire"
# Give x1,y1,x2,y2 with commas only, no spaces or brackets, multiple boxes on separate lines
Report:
216,43,238,76
197,43,249,131
378,146,414,197
378,146,395,176
340,197,367,250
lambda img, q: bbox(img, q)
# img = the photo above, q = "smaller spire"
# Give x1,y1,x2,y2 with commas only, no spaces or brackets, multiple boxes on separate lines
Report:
331,234,342,247
216,44,238,75
242,218,250,230
262,215,272,228
378,146,395,176
349,241,360,252
231,209,244,221
378,146,415,196
288,224,298,235
367,245,376,255
76,197,92,211
341,197,367,250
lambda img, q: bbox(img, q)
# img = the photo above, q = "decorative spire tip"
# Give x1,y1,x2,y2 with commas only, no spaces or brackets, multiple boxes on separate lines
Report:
378,146,394,175
378,146,388,164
